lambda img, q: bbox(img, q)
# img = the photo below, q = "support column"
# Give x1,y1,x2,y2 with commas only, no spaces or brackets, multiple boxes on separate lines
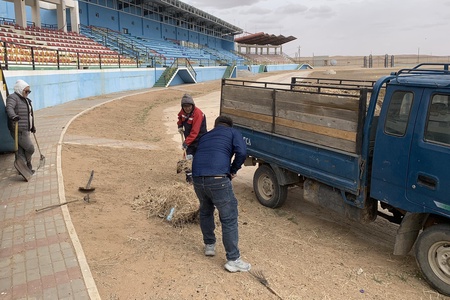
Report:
31,0,42,28
56,0,67,32
69,1,80,33
13,0,27,28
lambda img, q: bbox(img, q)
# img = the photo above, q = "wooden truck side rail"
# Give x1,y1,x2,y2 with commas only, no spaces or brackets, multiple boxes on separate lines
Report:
220,78,370,154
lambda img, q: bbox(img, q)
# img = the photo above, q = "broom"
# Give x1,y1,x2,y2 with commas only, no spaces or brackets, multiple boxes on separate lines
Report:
249,270,283,300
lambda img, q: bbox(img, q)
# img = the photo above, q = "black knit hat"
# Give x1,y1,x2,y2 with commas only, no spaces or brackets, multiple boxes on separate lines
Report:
181,94,195,106
214,115,233,127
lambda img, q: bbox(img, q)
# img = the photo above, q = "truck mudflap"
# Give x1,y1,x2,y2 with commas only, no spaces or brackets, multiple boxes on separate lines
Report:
270,163,300,186
303,179,377,224
393,212,428,255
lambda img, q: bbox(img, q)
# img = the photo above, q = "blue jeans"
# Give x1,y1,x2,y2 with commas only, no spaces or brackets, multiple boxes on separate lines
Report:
193,176,240,261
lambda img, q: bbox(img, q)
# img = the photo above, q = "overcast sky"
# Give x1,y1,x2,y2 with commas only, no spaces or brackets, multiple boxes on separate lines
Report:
182,0,450,58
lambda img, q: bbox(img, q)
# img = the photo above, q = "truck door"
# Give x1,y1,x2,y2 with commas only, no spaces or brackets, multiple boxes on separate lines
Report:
371,86,422,209
406,91,450,214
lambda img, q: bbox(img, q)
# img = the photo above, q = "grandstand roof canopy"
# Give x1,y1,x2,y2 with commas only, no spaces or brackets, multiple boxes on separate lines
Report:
234,32,297,46
143,0,243,37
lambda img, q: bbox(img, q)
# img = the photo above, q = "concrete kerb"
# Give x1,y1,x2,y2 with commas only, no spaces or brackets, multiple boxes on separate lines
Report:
56,89,156,299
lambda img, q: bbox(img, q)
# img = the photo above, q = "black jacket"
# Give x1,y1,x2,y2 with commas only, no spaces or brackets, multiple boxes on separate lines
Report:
6,92,35,132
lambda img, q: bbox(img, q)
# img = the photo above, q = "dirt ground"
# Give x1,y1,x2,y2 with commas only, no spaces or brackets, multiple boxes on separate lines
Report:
61,68,450,300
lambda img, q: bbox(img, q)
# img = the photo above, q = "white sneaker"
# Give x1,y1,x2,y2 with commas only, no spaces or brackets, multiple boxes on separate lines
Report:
224,258,251,272
205,244,215,256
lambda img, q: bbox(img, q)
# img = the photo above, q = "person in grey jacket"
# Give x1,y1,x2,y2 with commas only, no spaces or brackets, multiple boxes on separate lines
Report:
6,79,36,173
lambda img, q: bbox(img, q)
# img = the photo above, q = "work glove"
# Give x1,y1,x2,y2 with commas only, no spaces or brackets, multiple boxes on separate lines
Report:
31,126,36,133
12,116,20,122
182,142,188,150
178,127,184,134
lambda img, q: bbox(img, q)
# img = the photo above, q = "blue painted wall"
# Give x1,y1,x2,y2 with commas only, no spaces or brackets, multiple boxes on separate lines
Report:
266,64,299,72
2,66,232,111
189,31,199,44
142,19,161,39
119,11,142,36
193,66,227,82
79,3,120,31
0,94,13,152
177,28,189,41
3,68,162,110
249,65,261,73
248,64,298,73
161,23,177,40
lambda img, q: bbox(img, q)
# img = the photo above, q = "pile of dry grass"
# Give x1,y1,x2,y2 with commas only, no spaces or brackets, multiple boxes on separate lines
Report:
176,158,192,174
131,181,199,227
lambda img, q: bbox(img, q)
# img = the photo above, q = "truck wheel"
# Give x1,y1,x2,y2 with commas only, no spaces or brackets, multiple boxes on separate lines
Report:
415,224,450,296
253,164,288,208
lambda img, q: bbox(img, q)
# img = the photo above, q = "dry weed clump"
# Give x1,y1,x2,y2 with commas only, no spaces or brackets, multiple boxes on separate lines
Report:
131,181,199,227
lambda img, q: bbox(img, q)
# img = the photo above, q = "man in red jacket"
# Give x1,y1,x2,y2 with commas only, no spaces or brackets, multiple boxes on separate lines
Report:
177,94,207,183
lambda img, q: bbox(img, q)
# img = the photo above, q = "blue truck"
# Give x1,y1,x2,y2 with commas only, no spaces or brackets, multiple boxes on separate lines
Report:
220,63,450,295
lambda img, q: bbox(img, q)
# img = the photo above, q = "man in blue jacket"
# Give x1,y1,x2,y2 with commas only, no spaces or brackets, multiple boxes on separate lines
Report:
192,115,250,272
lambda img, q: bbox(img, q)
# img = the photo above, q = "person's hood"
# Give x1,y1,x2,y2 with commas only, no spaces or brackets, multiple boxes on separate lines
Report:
14,79,30,96
181,94,195,106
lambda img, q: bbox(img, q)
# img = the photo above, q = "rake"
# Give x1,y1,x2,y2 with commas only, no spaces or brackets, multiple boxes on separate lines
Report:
33,132,46,170
249,270,283,300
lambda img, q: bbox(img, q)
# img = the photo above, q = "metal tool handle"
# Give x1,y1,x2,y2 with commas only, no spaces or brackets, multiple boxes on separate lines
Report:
86,170,94,189
14,121,18,152
35,199,79,212
33,132,43,156
180,132,186,158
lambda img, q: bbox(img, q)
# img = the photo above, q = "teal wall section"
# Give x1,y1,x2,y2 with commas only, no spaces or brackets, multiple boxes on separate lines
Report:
3,68,163,110
2,66,231,111
0,93,14,152
266,64,298,72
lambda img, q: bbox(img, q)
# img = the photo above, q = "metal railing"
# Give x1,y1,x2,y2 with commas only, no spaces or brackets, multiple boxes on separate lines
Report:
0,41,138,70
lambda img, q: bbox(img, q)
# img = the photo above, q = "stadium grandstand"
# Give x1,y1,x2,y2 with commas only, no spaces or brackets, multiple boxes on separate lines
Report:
0,0,303,151
0,0,300,70
235,31,296,65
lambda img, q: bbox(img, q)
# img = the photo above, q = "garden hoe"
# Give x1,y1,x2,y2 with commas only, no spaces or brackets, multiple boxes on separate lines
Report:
37,170,97,211
33,132,46,170
79,170,95,193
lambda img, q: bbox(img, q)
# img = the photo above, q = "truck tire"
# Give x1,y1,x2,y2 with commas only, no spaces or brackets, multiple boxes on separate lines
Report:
415,224,450,296
253,164,288,208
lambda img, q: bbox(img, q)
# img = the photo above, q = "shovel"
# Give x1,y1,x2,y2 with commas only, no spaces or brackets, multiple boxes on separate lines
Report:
13,121,33,182
33,132,46,170
176,132,192,174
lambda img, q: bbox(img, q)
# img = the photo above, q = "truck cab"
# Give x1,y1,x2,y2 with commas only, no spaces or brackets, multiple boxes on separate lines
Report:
372,70,450,218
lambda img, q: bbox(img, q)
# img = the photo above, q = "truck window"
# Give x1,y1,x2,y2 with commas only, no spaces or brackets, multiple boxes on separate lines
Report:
385,91,413,136
424,94,450,146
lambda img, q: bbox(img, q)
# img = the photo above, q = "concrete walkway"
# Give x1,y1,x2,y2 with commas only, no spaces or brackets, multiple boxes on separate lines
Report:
0,89,150,299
